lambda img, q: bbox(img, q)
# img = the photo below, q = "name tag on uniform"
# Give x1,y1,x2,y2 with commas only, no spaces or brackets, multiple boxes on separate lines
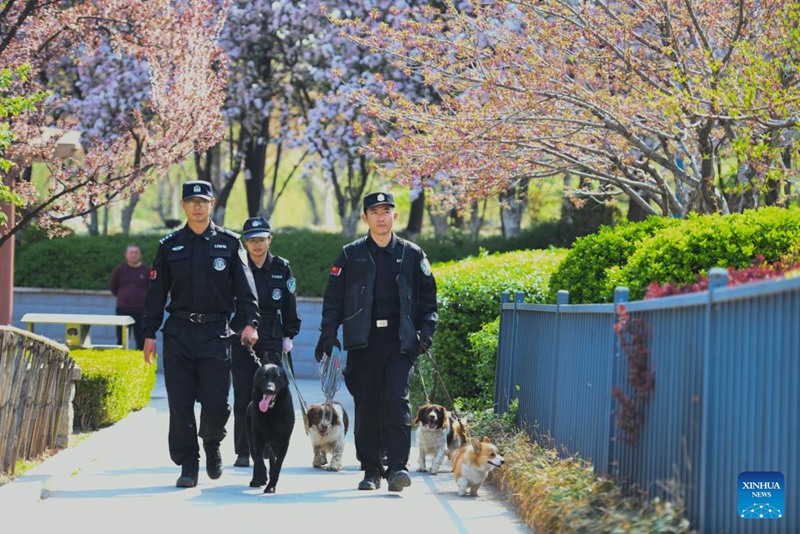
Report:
214,244,227,249
376,319,388,328
271,274,283,279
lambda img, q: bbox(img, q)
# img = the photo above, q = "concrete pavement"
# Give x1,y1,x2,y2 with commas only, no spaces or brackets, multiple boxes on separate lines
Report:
0,371,530,534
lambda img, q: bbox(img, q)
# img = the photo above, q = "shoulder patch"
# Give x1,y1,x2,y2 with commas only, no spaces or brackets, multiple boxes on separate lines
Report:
420,257,432,277
286,277,296,294
159,231,178,245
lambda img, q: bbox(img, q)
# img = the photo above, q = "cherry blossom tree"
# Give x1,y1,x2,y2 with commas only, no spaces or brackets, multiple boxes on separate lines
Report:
0,0,231,246
342,0,800,217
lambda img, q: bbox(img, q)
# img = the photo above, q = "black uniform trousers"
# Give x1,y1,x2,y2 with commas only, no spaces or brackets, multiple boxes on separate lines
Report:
163,320,232,466
230,336,282,457
344,324,414,473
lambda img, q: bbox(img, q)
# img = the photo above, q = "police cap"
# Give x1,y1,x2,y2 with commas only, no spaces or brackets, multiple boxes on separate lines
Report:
363,191,395,213
182,180,213,201
242,216,271,239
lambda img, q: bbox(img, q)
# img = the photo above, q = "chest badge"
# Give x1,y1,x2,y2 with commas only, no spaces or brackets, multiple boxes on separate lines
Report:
213,258,227,271
272,288,282,300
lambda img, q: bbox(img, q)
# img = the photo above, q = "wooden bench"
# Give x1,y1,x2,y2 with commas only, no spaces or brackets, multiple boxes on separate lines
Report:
21,313,135,349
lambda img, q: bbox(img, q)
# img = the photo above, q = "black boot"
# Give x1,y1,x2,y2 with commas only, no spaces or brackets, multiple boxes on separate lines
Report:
176,461,199,488
387,466,411,492
234,453,250,467
358,469,382,490
204,442,223,480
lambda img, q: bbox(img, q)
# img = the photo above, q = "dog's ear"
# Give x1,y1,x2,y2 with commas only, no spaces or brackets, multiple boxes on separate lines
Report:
413,406,425,426
471,438,482,452
261,350,281,366
482,436,491,443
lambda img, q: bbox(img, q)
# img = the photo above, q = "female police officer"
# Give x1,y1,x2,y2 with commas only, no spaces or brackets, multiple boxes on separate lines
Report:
142,180,259,488
230,216,302,468
316,191,437,492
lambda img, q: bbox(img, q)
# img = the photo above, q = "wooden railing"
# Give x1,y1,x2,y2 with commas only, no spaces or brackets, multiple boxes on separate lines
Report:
0,326,80,475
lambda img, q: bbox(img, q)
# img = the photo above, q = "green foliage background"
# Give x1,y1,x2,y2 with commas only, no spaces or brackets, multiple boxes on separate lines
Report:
427,248,566,399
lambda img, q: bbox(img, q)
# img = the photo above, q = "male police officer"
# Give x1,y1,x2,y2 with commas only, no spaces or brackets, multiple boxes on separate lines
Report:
316,191,438,492
142,180,259,488
230,216,302,468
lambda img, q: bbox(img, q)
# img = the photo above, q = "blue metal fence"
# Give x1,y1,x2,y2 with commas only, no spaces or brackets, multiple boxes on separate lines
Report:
496,271,799,533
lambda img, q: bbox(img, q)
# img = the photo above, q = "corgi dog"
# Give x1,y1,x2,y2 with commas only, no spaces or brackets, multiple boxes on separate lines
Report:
450,436,504,496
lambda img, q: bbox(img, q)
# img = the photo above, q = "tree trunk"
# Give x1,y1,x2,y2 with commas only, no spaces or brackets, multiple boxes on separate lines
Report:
498,178,529,238
405,188,424,238
469,201,484,239
304,175,321,226
121,192,140,236
428,208,449,238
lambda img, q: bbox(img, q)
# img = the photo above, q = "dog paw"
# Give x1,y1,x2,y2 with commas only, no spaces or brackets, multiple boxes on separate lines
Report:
249,479,266,487
429,468,439,475
326,464,341,472
264,485,276,494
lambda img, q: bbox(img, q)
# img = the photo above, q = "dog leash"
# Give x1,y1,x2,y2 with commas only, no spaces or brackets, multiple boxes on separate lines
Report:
318,346,343,427
422,349,467,431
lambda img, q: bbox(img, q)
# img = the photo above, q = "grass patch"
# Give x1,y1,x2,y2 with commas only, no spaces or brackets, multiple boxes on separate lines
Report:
463,401,693,533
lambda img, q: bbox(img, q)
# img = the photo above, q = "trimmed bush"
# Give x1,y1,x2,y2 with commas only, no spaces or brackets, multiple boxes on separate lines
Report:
546,216,679,304
467,317,501,408
431,248,566,399
15,234,161,291
71,349,157,431
615,207,800,299
14,221,578,296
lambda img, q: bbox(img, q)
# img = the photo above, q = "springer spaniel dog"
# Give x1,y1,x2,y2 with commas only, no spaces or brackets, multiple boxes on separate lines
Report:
413,403,467,475
305,401,349,471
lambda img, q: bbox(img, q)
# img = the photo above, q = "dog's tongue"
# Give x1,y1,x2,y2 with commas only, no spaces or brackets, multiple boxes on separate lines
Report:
258,393,274,413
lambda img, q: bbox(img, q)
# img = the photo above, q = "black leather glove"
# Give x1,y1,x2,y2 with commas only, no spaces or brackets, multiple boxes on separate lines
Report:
419,332,433,353
314,336,341,362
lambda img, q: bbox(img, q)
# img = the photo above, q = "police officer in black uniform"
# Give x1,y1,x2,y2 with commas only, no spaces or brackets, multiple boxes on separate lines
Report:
230,216,301,468
142,180,260,488
316,191,438,492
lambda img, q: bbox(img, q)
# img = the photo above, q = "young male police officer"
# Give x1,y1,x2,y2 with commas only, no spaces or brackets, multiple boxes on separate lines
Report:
316,192,438,492
142,180,260,488
230,216,301,468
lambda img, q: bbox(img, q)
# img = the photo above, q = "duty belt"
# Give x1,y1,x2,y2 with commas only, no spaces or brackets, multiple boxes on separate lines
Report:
172,311,228,324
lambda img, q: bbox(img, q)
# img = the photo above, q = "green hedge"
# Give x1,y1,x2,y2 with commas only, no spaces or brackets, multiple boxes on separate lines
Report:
612,207,800,299
15,223,576,296
429,248,567,399
71,349,157,431
546,217,679,304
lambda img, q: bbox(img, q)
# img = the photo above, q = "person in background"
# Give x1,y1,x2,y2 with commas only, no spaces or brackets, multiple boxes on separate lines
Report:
230,216,302,468
142,180,259,488
316,191,438,492
109,244,149,350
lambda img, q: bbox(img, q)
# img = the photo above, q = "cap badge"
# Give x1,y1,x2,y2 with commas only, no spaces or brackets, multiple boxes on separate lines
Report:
193,185,201,193
377,193,385,201
252,221,260,226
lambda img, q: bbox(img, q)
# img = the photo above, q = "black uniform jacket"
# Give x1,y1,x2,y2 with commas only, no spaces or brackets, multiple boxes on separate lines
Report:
320,233,438,357
142,222,259,338
231,253,301,340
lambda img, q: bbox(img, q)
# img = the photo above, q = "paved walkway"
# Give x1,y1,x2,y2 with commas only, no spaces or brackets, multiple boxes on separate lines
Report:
1,371,530,534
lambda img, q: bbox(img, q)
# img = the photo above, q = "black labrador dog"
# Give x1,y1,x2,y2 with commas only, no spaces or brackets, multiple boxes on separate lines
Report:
246,360,294,493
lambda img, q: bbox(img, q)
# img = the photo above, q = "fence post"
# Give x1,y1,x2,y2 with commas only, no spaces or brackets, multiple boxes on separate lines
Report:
495,292,513,415
699,268,728,531
609,287,629,476
57,366,82,448
549,290,568,438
